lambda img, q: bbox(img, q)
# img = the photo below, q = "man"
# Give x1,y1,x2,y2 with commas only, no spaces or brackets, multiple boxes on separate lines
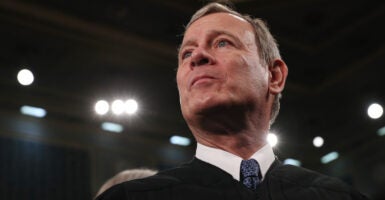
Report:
96,2,368,200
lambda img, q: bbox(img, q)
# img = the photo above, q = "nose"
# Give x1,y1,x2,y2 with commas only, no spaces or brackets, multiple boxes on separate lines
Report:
190,48,215,67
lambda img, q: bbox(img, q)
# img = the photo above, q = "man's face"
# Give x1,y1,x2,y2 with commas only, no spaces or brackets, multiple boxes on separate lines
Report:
176,13,270,123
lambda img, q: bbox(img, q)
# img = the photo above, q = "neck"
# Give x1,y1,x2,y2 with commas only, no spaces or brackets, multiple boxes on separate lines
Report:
188,105,270,159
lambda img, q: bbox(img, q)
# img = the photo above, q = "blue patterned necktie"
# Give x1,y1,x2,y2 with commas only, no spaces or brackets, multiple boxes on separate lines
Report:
240,159,261,190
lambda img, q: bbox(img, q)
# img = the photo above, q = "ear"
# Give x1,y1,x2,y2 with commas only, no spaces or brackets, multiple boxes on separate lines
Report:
268,59,288,95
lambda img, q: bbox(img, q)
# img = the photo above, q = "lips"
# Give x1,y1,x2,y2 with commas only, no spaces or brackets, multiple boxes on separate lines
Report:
190,75,215,88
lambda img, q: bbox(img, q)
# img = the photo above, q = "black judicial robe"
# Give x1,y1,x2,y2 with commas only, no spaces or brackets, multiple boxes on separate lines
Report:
96,158,368,200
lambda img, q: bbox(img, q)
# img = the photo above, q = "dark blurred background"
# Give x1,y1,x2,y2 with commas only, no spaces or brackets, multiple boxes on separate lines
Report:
0,0,384,199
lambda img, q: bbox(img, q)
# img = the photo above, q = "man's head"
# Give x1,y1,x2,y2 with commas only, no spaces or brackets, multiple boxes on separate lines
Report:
176,3,287,134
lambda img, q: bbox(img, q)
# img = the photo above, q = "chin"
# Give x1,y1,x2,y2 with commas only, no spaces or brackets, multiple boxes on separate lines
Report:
181,89,243,117
194,96,237,115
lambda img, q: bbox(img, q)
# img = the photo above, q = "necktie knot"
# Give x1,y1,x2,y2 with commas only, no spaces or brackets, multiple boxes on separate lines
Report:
240,159,260,190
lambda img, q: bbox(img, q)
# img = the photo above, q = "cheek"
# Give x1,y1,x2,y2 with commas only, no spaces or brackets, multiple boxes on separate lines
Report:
176,68,190,105
231,55,268,89
176,69,185,90
227,55,256,78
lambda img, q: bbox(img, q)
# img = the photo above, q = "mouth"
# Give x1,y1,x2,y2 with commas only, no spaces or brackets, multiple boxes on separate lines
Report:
190,75,215,88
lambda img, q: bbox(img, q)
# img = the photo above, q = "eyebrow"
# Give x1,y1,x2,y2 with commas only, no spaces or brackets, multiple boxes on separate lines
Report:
209,30,241,45
178,30,242,54
178,39,196,54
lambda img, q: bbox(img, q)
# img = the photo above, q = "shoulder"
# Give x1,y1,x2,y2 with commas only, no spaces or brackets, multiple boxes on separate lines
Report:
96,158,234,200
270,164,348,189
265,163,368,199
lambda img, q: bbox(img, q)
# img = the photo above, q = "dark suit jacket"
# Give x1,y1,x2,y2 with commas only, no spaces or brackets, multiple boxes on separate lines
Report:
96,158,368,200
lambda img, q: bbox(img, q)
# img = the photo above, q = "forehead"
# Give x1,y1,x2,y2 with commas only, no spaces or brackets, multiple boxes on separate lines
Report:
183,12,254,40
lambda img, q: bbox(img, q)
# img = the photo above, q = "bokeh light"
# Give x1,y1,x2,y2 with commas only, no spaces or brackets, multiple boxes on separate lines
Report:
111,99,125,115
267,133,278,147
313,136,324,148
17,69,34,86
367,103,383,119
95,100,109,115
125,99,138,114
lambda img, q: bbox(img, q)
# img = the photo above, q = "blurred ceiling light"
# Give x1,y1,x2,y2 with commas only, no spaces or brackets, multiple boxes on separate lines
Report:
283,158,301,166
111,99,125,115
95,100,109,115
17,69,34,86
125,99,138,114
170,135,191,146
321,151,339,164
101,122,123,133
313,136,324,148
267,133,278,147
367,103,383,119
377,126,385,136
20,105,46,118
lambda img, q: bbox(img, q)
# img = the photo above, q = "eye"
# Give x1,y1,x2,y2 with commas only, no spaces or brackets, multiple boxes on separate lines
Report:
216,40,230,48
181,51,192,60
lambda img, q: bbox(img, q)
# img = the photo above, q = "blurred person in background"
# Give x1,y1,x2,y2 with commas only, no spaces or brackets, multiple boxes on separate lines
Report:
95,168,157,198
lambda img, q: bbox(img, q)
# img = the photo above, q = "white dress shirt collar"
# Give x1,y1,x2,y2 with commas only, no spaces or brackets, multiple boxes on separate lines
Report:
195,143,275,181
